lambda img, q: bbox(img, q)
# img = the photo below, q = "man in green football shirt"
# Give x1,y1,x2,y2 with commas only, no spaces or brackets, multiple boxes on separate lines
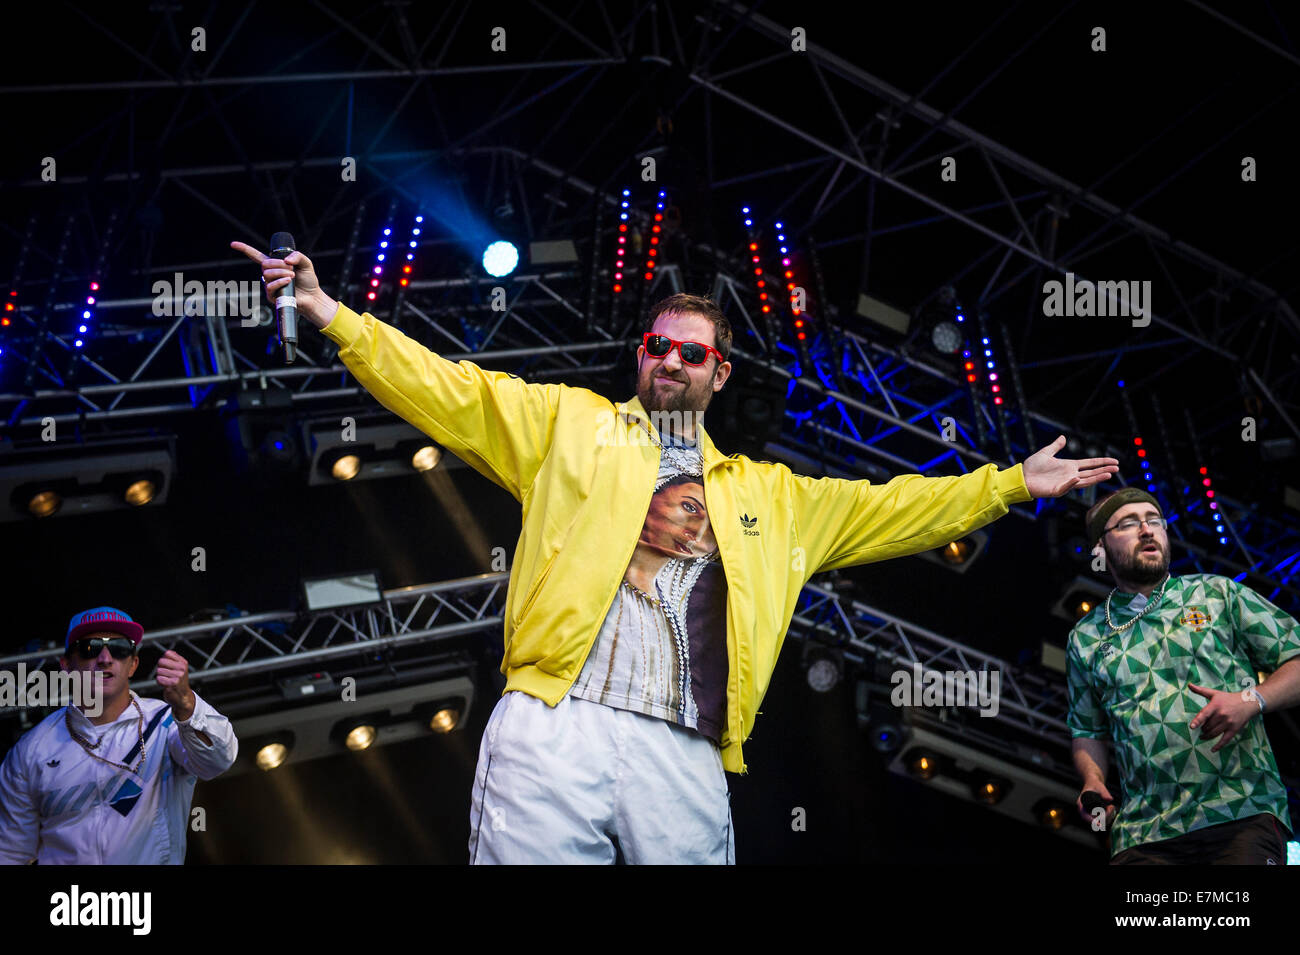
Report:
1067,487,1300,863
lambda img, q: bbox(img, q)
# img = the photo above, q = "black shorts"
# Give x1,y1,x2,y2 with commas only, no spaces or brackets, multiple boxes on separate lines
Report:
1110,813,1288,865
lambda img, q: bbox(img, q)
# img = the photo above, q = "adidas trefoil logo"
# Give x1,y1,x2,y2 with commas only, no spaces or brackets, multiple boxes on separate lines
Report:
740,513,759,536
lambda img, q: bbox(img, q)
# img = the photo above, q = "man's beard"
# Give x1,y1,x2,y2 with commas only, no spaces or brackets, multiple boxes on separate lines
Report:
1108,537,1170,586
637,364,715,419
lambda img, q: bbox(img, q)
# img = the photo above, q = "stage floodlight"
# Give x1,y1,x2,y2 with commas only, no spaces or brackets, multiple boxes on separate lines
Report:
305,416,460,486
802,643,842,693
227,677,475,776
888,726,1099,847
332,453,361,481
123,478,156,506
974,778,1010,806
27,489,61,518
482,240,519,277
917,529,987,575
429,707,458,734
255,737,292,771
2,435,174,523
410,445,440,472
1035,798,1070,830
345,724,376,751
930,320,962,354
908,751,939,781
1050,576,1111,624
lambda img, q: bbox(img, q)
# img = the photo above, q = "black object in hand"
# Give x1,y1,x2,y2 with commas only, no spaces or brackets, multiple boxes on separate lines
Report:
1080,790,1115,812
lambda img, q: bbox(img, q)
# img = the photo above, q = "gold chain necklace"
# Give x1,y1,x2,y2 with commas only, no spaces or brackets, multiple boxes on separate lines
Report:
65,697,146,775
1104,574,1170,635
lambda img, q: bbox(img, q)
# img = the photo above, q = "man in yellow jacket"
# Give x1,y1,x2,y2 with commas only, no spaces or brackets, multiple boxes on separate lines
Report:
235,241,1119,864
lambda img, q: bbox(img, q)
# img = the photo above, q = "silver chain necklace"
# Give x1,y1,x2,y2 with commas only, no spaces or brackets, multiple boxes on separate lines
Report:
65,696,146,775
1104,574,1171,635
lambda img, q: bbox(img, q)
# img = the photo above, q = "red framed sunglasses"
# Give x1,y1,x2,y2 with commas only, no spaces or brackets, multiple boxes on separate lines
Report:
642,333,725,366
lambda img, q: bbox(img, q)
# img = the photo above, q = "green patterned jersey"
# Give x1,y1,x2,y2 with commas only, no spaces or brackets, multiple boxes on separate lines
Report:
1066,574,1300,855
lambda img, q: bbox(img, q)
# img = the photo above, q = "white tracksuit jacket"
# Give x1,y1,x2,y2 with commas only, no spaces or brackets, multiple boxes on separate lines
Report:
0,690,237,864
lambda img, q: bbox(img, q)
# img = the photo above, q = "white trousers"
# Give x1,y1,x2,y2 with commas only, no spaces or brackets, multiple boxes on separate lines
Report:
468,691,734,864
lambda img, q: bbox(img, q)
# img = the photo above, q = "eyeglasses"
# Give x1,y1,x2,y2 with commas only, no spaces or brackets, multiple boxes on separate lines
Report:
643,333,725,367
1103,516,1167,534
69,637,136,660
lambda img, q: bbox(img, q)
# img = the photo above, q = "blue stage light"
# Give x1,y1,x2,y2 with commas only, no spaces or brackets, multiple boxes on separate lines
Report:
482,240,519,277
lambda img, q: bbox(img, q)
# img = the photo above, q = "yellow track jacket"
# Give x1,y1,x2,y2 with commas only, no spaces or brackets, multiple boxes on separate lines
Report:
321,303,1033,773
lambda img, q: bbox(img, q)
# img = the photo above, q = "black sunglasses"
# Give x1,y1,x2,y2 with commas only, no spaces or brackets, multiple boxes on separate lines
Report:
70,637,136,660
643,333,725,366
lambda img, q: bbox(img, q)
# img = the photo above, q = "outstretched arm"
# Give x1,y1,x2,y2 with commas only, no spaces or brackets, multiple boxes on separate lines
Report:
791,437,1118,573
231,241,561,499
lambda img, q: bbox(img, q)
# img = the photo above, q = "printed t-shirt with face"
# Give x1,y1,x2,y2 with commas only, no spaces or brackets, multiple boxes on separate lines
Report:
567,429,728,742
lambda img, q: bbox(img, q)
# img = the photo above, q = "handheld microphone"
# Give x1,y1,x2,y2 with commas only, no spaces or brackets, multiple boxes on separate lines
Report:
270,231,298,364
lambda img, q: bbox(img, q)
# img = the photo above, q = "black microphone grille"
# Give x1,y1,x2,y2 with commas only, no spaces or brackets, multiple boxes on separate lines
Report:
1080,791,1106,812
271,232,296,251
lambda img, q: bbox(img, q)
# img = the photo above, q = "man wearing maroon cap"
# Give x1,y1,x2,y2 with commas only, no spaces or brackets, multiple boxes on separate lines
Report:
0,607,238,864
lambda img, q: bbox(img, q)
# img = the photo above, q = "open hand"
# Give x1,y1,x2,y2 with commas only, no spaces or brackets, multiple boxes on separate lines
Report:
1022,435,1119,498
